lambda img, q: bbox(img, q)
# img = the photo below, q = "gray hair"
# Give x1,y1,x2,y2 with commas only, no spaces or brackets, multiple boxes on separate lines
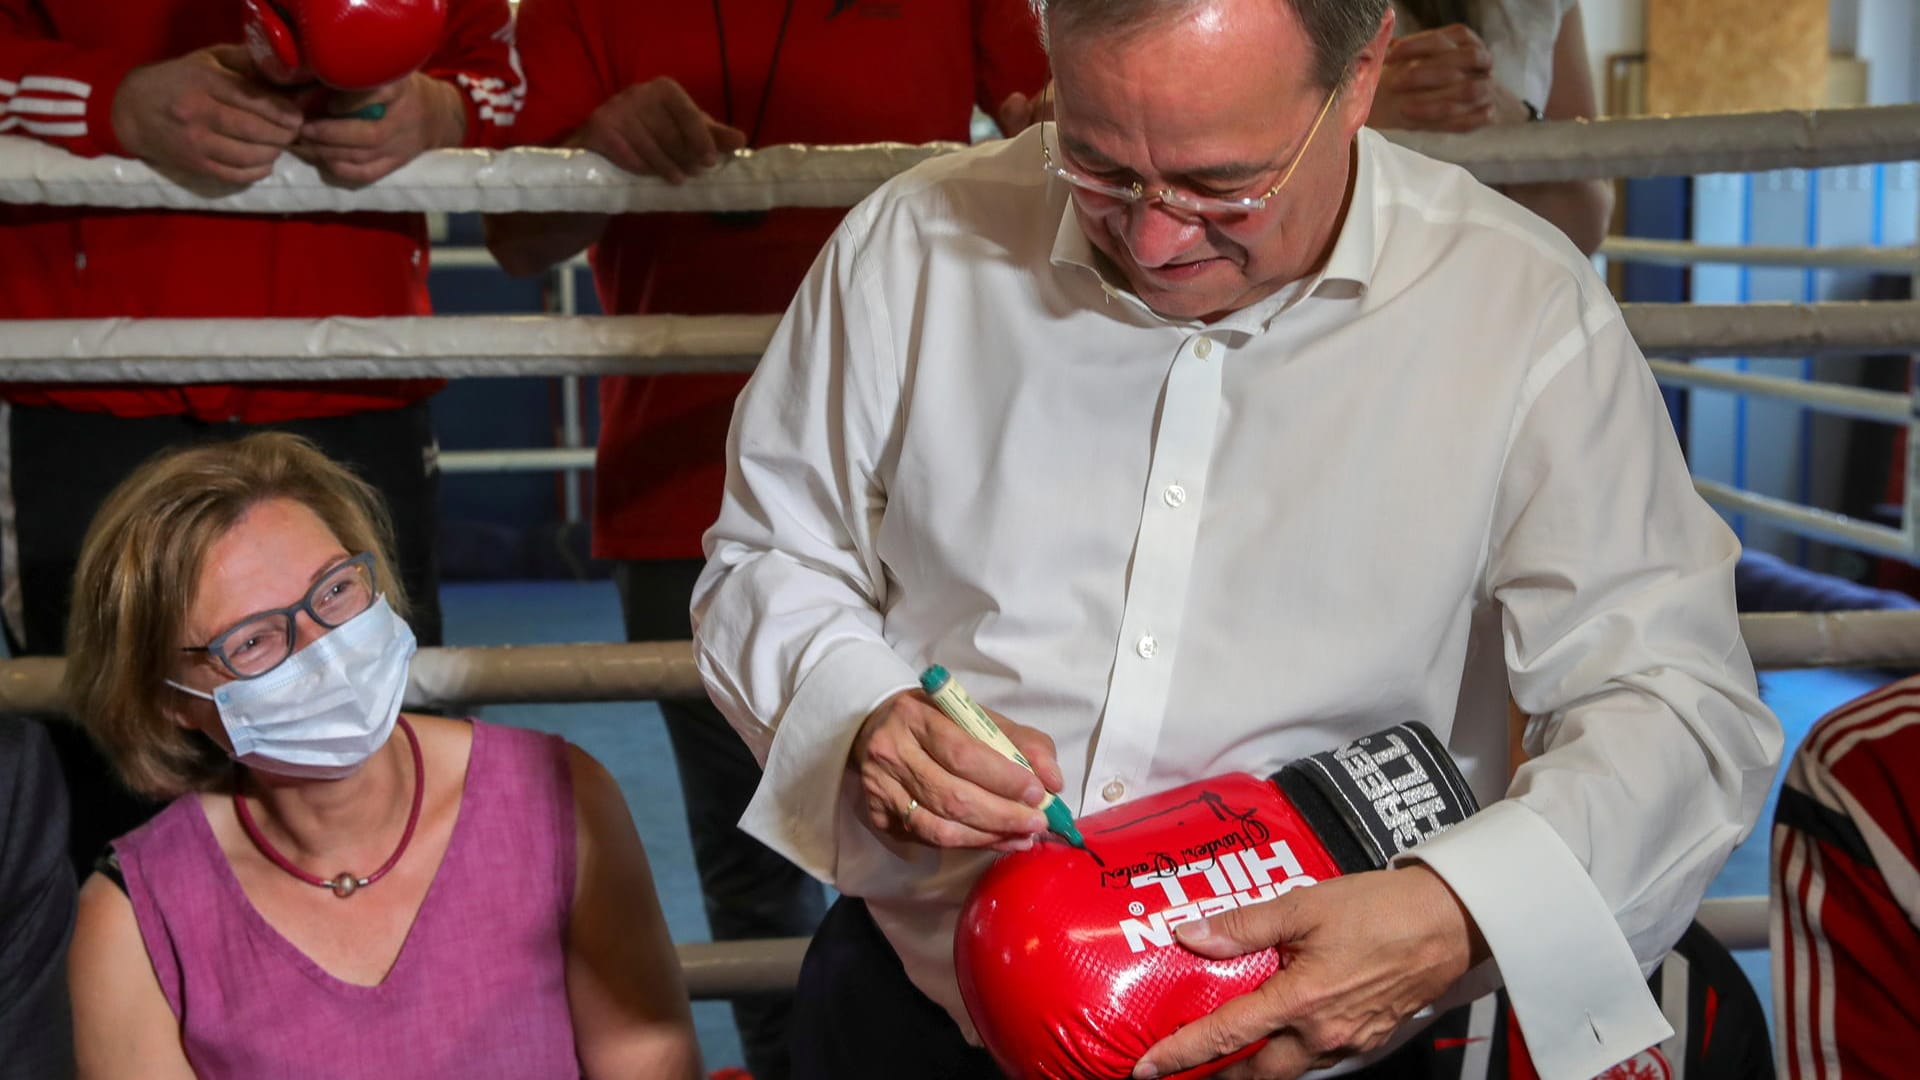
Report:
1029,0,1389,89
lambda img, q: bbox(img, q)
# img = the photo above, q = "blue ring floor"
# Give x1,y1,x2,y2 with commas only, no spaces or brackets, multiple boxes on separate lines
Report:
441,579,1896,1073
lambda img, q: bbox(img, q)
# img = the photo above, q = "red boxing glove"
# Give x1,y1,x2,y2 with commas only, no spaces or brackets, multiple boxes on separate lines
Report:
954,722,1480,1080
242,0,448,90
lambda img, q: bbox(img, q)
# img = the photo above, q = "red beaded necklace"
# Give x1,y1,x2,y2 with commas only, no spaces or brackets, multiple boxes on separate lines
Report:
233,715,424,899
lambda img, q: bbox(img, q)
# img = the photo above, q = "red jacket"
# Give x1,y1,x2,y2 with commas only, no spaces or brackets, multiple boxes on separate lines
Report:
0,0,522,422
509,0,1048,561
1772,677,1920,1079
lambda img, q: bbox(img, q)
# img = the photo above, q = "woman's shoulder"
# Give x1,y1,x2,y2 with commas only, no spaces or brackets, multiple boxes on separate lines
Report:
416,715,579,809
459,715,571,767
113,789,212,863
403,712,480,769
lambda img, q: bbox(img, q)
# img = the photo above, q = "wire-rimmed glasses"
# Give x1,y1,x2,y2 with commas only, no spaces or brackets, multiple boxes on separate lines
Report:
1040,82,1341,218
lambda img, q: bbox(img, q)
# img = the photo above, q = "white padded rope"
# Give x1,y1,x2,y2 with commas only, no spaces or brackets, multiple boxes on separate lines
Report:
0,139,957,214
4,302,1920,382
0,314,779,380
0,613,1913,716
4,105,1920,214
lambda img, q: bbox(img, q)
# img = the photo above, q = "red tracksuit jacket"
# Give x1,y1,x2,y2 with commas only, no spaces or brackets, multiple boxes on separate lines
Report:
1773,677,1920,1078
0,0,522,421
507,0,1049,561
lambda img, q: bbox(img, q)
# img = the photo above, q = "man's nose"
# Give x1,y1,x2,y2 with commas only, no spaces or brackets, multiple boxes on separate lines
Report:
1119,199,1206,270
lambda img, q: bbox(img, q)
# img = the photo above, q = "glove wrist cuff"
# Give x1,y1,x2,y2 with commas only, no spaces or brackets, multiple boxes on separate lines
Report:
1270,721,1480,875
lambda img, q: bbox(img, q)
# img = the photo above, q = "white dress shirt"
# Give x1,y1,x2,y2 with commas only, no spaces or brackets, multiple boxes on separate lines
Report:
693,125,1782,1080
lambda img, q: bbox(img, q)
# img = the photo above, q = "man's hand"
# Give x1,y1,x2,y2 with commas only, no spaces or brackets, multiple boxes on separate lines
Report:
110,45,304,185
849,690,1064,851
995,82,1054,135
297,72,468,185
569,76,747,184
1368,25,1525,133
1133,866,1483,1080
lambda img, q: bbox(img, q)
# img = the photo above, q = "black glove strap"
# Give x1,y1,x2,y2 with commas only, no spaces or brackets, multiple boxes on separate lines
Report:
1270,722,1480,875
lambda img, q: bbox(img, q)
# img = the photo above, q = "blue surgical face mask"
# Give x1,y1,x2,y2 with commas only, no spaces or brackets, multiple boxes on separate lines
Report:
169,597,416,780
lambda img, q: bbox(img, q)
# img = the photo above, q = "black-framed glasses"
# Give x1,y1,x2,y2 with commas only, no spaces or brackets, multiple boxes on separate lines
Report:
180,553,377,679
1040,82,1341,218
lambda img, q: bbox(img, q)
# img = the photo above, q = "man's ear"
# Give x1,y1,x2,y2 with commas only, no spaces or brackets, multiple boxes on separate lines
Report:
1339,7,1398,135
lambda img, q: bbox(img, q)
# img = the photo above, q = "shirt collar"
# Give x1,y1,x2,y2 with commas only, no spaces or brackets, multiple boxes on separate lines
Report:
1046,126,1384,330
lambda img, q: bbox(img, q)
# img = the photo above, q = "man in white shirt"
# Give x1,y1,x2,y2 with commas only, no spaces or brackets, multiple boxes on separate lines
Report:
693,0,1783,1077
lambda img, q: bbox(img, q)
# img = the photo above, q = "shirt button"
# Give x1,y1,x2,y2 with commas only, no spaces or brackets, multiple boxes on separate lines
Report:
1136,635,1158,659
1102,779,1126,802
1163,483,1187,508
1194,337,1213,359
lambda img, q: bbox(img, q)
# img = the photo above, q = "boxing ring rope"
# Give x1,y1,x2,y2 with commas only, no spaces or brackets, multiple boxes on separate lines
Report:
677,938,810,1000
1600,236,1919,273
6,104,1920,214
433,903,1787,998
5,612,1918,716
8,304,1920,556
437,237,1920,276
0,314,779,381
4,301,1920,382
10,105,1920,985
0,613,1848,962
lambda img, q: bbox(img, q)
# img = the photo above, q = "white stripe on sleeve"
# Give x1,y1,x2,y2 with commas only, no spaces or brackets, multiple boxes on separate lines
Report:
20,74,90,98
1805,840,1841,1079
19,118,86,137
7,98,86,116
19,74,90,98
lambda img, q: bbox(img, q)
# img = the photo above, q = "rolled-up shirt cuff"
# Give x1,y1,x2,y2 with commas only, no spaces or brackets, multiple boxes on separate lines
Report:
738,638,921,885
1394,799,1672,1079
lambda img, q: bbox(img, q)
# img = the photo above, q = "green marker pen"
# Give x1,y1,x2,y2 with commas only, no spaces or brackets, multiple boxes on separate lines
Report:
919,664,1086,850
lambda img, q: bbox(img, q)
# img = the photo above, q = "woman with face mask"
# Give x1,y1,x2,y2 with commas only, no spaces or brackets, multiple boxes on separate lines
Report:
60,432,701,1080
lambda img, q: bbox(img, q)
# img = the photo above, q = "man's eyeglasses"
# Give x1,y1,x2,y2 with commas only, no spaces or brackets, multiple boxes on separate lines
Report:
1041,82,1341,218
180,553,377,679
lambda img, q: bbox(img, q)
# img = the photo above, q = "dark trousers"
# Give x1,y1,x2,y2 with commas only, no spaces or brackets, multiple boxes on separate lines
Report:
616,558,827,1080
792,897,1003,1080
3,401,444,877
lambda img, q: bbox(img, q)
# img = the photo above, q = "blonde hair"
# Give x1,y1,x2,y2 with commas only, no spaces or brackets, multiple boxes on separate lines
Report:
64,433,410,799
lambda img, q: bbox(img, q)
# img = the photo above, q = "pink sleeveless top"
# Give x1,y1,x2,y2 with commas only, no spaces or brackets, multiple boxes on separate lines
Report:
115,720,582,1079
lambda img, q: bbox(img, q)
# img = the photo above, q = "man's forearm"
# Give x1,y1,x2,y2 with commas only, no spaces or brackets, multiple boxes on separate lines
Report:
482,211,611,277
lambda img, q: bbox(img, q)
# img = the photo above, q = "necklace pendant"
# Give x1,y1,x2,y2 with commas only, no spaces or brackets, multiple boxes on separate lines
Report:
329,872,361,899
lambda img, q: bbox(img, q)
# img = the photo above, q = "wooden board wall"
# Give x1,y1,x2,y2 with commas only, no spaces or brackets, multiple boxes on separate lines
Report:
1645,0,1829,115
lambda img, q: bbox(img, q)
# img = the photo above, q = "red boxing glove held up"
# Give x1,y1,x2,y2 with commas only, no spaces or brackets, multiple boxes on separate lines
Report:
242,0,448,90
955,722,1480,1080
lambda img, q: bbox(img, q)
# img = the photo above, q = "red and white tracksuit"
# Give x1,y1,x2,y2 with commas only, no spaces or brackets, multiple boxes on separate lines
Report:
506,0,1049,561
1771,676,1920,1078
0,0,523,421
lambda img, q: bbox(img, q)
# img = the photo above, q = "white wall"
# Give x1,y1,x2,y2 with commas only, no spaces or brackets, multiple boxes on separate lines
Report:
1846,0,1919,103
1578,0,1643,115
